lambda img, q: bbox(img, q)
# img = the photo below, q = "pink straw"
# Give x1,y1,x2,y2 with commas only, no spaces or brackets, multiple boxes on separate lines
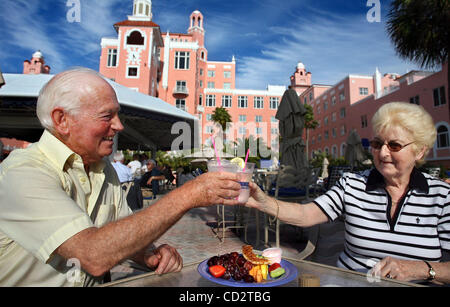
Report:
243,149,250,171
211,136,221,167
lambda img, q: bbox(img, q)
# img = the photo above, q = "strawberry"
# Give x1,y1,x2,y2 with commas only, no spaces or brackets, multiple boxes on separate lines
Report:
209,265,226,278
268,263,281,273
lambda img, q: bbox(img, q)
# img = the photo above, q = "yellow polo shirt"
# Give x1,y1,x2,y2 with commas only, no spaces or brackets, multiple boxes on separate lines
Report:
0,130,132,286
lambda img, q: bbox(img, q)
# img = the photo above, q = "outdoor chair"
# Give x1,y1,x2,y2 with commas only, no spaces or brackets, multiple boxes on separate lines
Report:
263,165,320,260
325,166,352,191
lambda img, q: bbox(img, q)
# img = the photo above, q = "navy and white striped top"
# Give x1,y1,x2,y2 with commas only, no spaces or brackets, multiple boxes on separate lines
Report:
314,168,450,273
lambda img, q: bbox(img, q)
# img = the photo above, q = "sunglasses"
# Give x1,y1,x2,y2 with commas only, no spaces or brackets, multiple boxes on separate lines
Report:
369,139,414,152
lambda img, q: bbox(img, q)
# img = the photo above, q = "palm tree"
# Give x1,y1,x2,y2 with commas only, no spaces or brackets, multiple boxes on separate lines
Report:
211,107,232,149
303,103,319,161
386,0,449,106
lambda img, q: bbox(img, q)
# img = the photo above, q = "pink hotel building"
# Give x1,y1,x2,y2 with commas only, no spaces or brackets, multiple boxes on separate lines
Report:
99,0,449,167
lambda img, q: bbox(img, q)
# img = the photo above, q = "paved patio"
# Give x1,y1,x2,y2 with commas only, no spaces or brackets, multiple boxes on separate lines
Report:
110,191,345,281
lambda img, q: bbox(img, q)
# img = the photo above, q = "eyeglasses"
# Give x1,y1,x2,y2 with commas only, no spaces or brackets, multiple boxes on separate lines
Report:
369,139,414,152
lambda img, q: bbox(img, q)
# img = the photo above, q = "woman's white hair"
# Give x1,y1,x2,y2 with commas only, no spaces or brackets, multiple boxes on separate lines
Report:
372,102,437,166
36,67,106,132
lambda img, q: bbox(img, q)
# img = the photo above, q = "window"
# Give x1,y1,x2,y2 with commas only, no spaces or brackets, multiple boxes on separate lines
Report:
127,31,144,45
238,96,248,108
324,101,328,111
199,68,203,76
255,127,262,135
339,91,345,101
175,51,190,69
222,95,232,108
324,130,329,140
341,125,346,136
239,127,247,135
107,49,117,67
175,81,187,93
270,97,279,109
359,87,369,95
224,71,231,78
223,82,231,90
255,115,263,123
437,125,449,148
361,115,368,128
331,96,336,105
207,82,215,89
332,112,336,122
254,97,264,109
433,86,446,106
239,115,247,122
410,95,420,105
127,67,138,78
324,117,329,126
206,95,216,107
340,107,346,118
271,116,278,123
309,92,313,102
199,94,203,106
332,128,337,138
176,99,186,111
206,126,213,133
206,114,212,121
207,70,215,77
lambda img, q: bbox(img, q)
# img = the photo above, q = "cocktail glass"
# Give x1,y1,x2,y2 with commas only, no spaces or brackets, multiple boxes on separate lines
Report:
236,162,255,204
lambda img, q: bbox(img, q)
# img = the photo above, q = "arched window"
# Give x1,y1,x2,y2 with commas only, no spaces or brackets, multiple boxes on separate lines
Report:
437,125,449,148
127,31,144,45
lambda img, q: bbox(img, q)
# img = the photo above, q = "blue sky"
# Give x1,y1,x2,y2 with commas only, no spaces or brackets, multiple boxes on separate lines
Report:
0,0,421,90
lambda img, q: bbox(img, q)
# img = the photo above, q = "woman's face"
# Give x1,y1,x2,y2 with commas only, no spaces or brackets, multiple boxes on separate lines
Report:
372,127,424,181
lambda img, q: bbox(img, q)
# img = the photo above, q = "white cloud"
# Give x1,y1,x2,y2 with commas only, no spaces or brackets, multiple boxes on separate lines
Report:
233,5,420,90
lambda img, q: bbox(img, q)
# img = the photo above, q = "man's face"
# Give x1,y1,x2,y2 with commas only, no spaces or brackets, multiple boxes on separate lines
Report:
65,77,124,165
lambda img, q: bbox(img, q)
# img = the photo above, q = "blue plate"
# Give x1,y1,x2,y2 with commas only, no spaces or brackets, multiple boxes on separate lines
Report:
198,258,298,287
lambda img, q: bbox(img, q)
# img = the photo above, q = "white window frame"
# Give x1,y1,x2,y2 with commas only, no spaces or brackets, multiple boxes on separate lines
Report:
175,51,190,70
254,96,264,109
222,95,232,108
238,96,248,108
206,95,216,107
107,49,118,67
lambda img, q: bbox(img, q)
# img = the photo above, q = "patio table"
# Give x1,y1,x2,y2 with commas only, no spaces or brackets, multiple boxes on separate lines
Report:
100,257,424,287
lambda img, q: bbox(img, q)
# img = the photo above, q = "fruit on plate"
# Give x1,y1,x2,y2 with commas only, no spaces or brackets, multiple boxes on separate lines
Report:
270,267,286,279
206,246,285,283
268,263,281,273
209,265,226,278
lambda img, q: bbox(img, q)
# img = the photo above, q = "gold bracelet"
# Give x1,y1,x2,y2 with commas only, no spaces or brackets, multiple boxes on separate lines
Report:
268,198,279,224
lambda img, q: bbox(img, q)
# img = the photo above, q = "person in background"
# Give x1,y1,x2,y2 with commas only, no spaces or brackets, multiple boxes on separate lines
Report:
246,102,450,285
112,151,132,183
141,159,165,199
127,154,142,179
0,68,241,286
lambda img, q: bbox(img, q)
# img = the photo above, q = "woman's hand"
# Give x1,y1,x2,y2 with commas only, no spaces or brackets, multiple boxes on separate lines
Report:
370,257,427,281
246,182,269,211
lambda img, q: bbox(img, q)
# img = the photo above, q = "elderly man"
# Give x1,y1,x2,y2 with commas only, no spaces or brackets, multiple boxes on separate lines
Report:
0,68,241,286
112,151,133,184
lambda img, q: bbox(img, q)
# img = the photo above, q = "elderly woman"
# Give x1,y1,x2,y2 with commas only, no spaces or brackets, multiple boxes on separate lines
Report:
247,102,450,284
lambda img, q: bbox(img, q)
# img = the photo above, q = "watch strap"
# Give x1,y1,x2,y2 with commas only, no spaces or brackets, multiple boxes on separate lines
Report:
424,261,435,281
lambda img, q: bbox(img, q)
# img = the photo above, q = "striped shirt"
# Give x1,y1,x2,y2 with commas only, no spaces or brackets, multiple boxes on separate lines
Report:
314,168,450,273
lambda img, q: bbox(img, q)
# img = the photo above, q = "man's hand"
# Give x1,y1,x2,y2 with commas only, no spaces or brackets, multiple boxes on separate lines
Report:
144,244,183,275
184,171,241,208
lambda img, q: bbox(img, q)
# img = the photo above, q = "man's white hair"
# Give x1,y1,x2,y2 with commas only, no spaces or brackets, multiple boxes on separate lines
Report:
36,67,108,132
113,151,125,161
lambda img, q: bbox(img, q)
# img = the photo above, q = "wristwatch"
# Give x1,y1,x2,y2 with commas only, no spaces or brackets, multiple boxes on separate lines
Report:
424,261,436,281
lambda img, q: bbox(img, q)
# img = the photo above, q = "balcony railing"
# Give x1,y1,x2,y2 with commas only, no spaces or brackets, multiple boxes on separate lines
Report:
173,85,189,95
